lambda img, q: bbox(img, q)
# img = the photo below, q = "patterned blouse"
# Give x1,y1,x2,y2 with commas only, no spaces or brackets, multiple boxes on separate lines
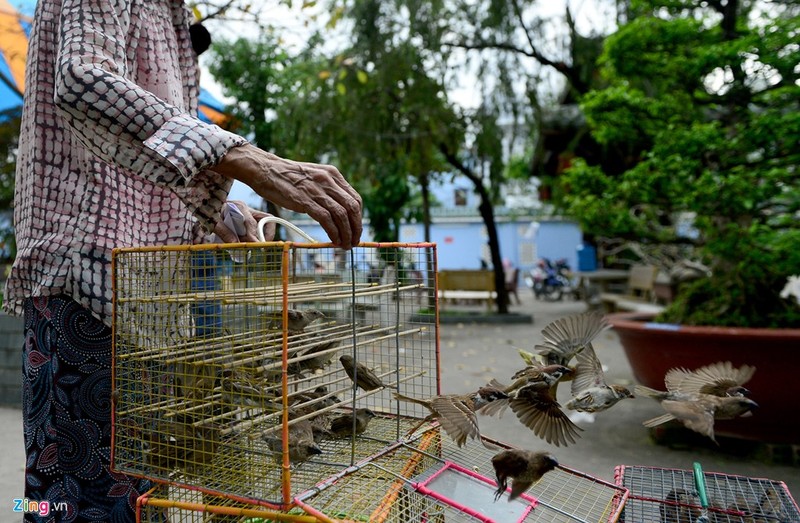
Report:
4,0,247,325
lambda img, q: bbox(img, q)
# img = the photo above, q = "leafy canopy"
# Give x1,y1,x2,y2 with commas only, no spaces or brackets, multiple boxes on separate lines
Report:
560,0,800,327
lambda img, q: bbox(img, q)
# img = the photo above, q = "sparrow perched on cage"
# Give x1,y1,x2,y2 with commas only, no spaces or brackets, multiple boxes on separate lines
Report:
663,361,756,398
287,337,341,377
393,386,508,448
535,311,610,367
637,387,759,444
269,308,326,333
328,408,377,438
660,488,701,523
286,386,342,441
219,369,270,408
564,343,634,413
290,385,341,414
339,354,386,391
491,449,558,502
261,419,323,463
146,416,221,472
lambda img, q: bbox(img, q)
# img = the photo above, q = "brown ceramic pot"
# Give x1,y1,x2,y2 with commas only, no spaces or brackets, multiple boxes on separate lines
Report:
608,312,800,444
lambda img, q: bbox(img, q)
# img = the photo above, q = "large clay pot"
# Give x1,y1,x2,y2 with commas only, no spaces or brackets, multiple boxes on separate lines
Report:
608,312,800,444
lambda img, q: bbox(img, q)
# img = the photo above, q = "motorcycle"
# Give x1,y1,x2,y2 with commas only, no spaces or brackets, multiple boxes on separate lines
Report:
525,258,576,301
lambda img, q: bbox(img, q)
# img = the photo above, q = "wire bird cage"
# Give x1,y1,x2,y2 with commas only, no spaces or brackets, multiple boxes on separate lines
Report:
112,242,439,504
614,464,800,522
114,240,629,522
137,429,628,523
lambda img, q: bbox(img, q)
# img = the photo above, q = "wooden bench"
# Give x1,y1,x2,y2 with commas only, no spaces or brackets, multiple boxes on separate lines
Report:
437,270,496,310
600,264,663,313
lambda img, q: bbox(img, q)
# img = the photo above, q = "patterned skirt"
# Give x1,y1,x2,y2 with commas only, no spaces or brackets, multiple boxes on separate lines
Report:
21,296,151,522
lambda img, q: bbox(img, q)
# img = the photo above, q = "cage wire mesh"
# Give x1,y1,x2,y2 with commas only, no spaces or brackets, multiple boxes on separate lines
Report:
112,242,439,505
115,240,628,522
614,464,799,522
138,428,628,523
294,429,628,523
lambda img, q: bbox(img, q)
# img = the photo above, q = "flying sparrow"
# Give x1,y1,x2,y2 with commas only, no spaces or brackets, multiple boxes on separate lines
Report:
328,408,377,438
564,343,634,413
497,363,574,400
664,361,755,398
479,364,574,419
637,387,759,444
501,380,583,447
393,386,508,447
491,449,558,501
339,354,385,391
536,311,610,367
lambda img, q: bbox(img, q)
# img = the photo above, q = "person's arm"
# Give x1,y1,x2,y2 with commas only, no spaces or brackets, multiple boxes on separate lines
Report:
53,1,362,247
52,0,244,230
211,145,363,248
53,1,242,183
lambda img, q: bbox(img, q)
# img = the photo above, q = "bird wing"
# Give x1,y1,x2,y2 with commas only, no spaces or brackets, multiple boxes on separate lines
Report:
537,311,610,364
510,385,582,447
356,363,385,390
329,413,353,436
477,398,511,417
659,398,718,442
431,396,480,447
665,361,756,396
491,449,529,478
570,343,607,395
477,381,512,417
642,412,677,427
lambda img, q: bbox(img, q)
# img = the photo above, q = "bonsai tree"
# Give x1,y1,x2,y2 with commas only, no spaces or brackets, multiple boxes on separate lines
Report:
559,0,800,328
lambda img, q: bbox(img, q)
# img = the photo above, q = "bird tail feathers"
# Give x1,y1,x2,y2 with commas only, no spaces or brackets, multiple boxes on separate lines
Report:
393,392,428,407
642,413,676,428
634,385,667,399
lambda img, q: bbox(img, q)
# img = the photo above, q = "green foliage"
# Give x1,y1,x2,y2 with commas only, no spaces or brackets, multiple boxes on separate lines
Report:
560,0,800,328
0,111,21,262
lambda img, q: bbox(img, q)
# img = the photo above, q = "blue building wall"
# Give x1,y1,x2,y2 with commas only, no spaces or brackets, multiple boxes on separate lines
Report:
287,219,584,275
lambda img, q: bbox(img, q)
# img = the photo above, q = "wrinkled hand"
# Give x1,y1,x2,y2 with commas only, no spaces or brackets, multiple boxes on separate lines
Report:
213,144,363,248
212,200,275,243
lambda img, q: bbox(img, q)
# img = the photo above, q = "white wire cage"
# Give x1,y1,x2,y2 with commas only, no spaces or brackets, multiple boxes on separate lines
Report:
614,464,799,522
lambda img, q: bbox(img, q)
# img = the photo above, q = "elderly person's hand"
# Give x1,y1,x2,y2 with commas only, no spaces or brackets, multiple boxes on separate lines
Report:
213,144,363,248
212,200,275,244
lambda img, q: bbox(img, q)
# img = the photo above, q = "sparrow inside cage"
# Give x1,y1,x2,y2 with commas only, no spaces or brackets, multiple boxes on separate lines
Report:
111,241,439,505
614,464,800,522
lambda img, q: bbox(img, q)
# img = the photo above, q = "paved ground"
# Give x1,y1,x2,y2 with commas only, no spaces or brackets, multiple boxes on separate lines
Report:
437,292,800,497
2,290,799,507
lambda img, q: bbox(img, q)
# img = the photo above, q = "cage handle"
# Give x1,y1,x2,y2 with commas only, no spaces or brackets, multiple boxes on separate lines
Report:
693,461,710,523
257,216,316,242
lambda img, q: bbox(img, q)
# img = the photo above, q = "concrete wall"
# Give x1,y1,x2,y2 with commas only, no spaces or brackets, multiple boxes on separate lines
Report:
0,313,23,406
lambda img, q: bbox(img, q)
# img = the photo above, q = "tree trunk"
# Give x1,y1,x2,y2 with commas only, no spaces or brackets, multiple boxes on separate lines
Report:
438,146,509,314
420,172,436,309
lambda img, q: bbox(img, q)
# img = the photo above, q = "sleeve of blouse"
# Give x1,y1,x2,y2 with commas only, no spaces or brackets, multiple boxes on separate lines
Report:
52,0,245,220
